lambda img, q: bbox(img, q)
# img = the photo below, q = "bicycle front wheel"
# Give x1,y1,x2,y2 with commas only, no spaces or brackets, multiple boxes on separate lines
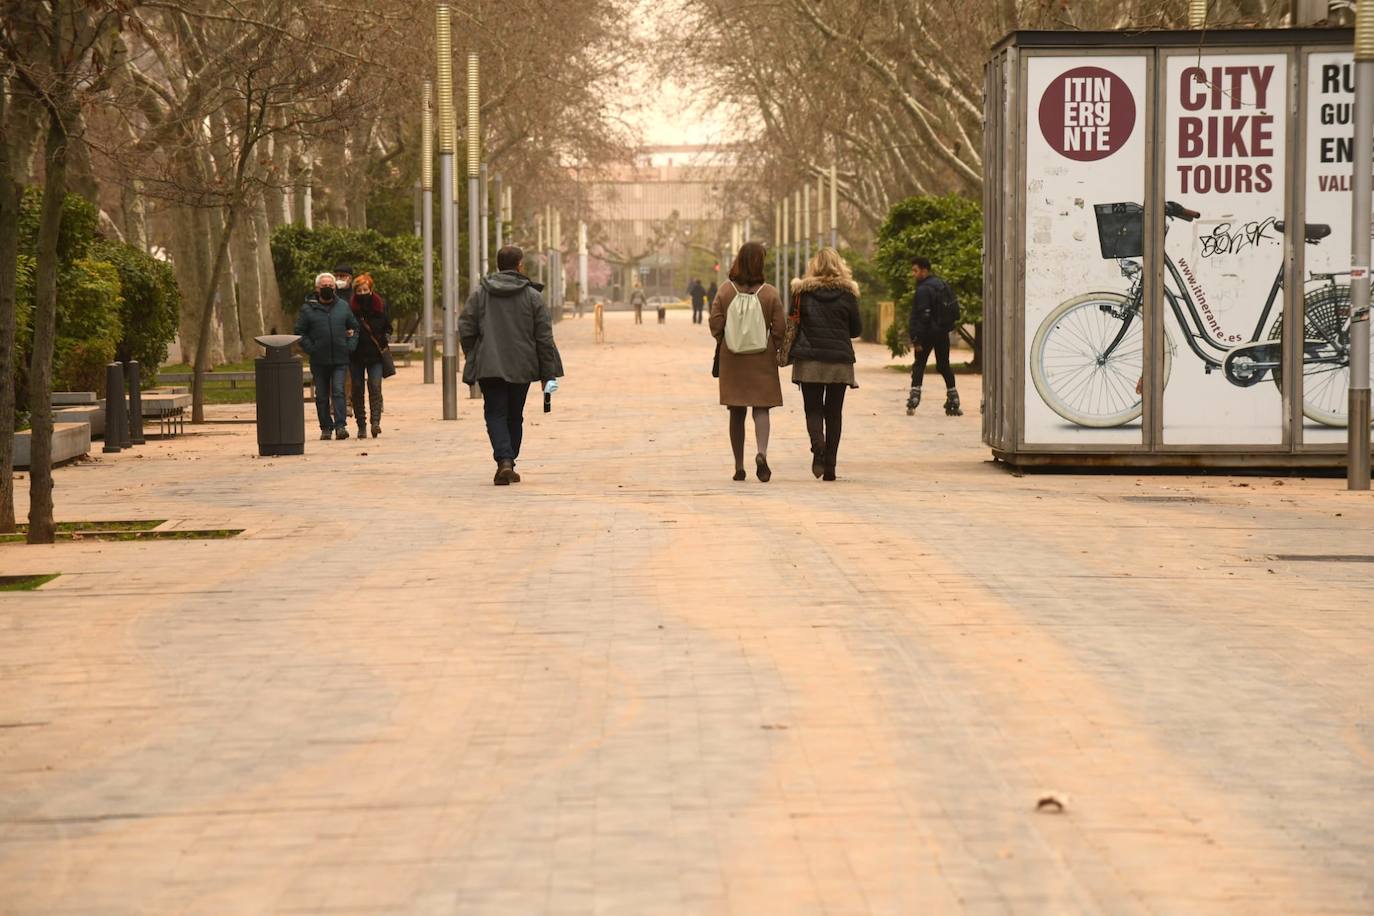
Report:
1030,292,1148,428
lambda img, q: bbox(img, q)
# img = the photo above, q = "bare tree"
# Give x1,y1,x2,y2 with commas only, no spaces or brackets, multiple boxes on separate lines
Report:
656,0,1300,241
1,0,124,544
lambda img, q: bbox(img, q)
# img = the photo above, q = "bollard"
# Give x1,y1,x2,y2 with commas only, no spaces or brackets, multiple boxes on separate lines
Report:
126,361,145,445
594,302,605,344
113,361,131,449
102,363,123,453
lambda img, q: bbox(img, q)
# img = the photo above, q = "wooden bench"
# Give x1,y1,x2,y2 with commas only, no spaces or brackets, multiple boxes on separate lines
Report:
159,370,314,388
140,392,191,437
389,342,414,367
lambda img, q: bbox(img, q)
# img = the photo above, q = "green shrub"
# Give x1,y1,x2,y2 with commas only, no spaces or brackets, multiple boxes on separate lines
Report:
874,195,982,358
270,224,423,329
15,190,130,401
53,257,123,394
92,240,180,381
10,190,174,403
18,186,99,263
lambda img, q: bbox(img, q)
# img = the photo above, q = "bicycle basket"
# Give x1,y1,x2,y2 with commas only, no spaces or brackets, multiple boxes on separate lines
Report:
1094,202,1144,260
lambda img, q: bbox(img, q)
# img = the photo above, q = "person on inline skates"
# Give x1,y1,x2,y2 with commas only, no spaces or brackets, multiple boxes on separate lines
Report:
906,256,962,416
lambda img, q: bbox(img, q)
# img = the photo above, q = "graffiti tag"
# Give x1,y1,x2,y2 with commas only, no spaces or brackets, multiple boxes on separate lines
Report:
1198,216,1278,258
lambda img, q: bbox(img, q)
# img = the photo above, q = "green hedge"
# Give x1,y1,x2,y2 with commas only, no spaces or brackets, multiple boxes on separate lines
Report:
874,195,982,356
270,224,423,329
13,190,180,410
93,240,180,377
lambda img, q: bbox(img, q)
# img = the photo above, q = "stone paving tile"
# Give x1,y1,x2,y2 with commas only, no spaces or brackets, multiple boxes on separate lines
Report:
2,310,1373,914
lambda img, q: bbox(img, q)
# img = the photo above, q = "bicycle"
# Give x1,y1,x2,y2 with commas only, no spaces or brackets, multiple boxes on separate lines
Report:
1030,200,1362,428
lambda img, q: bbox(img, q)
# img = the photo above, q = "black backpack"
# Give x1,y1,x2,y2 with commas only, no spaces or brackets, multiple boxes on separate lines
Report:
933,280,960,333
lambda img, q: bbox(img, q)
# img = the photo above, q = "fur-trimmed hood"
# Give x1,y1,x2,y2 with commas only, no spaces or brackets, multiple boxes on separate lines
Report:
790,274,859,298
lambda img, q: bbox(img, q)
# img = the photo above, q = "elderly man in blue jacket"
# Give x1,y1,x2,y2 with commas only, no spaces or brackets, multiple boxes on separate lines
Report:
294,272,360,440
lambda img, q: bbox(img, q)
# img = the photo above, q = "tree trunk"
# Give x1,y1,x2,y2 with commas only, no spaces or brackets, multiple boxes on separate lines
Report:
959,322,983,373
263,131,290,230
27,108,70,545
253,200,287,335
233,209,265,353
191,204,240,423
0,82,21,533
345,124,367,229
120,174,148,251
167,204,205,366
209,206,243,362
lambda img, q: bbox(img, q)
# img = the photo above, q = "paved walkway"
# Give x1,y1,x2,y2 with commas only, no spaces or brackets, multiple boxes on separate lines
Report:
2,310,1372,914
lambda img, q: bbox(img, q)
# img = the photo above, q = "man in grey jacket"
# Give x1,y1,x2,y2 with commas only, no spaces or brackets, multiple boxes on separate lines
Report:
460,246,565,485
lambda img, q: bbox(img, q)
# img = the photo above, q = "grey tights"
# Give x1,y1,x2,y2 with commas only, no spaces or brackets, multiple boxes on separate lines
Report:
728,406,771,470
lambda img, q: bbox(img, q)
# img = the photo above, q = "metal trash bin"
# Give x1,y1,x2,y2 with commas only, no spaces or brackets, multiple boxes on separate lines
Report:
255,334,305,456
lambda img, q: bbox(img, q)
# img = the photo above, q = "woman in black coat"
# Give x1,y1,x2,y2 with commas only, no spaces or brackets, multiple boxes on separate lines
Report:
788,247,862,480
348,273,392,438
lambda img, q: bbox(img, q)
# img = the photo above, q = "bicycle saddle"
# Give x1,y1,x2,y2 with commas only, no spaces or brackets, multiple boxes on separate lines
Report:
1274,220,1331,242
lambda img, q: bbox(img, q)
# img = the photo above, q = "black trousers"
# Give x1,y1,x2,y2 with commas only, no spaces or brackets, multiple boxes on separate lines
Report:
478,379,530,462
800,382,847,467
912,332,956,389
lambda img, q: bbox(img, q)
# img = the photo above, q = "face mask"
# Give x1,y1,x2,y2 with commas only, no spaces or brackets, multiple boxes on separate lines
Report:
356,292,372,301
319,288,335,302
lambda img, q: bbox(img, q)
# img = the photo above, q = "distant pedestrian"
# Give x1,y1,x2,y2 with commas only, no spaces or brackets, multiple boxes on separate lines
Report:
906,256,962,416
460,245,565,486
630,283,646,325
707,280,718,305
688,278,707,325
294,272,359,440
348,272,392,439
790,248,861,481
332,263,355,306
709,241,785,482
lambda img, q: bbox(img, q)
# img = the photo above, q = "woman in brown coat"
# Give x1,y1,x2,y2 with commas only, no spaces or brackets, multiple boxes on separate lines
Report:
709,241,786,482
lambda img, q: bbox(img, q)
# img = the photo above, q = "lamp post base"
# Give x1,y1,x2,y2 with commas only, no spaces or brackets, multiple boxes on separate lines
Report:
442,355,458,420
1349,388,1371,490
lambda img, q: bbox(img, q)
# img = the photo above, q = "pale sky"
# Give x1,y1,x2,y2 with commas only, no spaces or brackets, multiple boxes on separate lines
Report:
623,3,733,149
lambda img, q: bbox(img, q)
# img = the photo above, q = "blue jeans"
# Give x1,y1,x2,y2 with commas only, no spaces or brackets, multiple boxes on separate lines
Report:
313,364,348,431
479,378,530,462
349,360,384,427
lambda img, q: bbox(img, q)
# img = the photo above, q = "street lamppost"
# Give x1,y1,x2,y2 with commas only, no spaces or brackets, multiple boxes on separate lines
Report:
829,163,839,249
465,51,481,401
436,4,457,418
1350,0,1373,489
421,78,435,385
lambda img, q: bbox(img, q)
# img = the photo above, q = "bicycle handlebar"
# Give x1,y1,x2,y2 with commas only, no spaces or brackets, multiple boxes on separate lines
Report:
1165,201,1201,222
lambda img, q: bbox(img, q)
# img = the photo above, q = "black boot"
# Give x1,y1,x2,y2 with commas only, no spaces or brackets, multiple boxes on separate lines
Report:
944,390,963,416
906,387,921,415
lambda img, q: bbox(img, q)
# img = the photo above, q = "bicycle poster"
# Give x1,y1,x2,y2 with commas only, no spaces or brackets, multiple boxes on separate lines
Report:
1304,51,1374,442
1160,53,1288,445
1023,55,1149,445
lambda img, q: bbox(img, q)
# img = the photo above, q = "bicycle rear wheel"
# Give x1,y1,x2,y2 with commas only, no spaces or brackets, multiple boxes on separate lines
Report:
1270,284,1367,427
1030,292,1165,428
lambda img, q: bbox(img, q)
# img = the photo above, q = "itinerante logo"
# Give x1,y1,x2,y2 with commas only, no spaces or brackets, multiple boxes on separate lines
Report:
1038,66,1136,161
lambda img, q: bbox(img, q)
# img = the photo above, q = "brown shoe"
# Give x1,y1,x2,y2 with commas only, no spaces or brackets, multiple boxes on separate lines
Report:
494,459,516,485
508,466,522,483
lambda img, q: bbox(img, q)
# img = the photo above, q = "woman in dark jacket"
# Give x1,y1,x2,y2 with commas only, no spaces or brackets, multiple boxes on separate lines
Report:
789,247,862,480
348,273,392,439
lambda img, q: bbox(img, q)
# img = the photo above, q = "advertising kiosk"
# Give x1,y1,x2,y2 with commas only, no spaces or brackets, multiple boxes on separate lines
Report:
984,29,1371,467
